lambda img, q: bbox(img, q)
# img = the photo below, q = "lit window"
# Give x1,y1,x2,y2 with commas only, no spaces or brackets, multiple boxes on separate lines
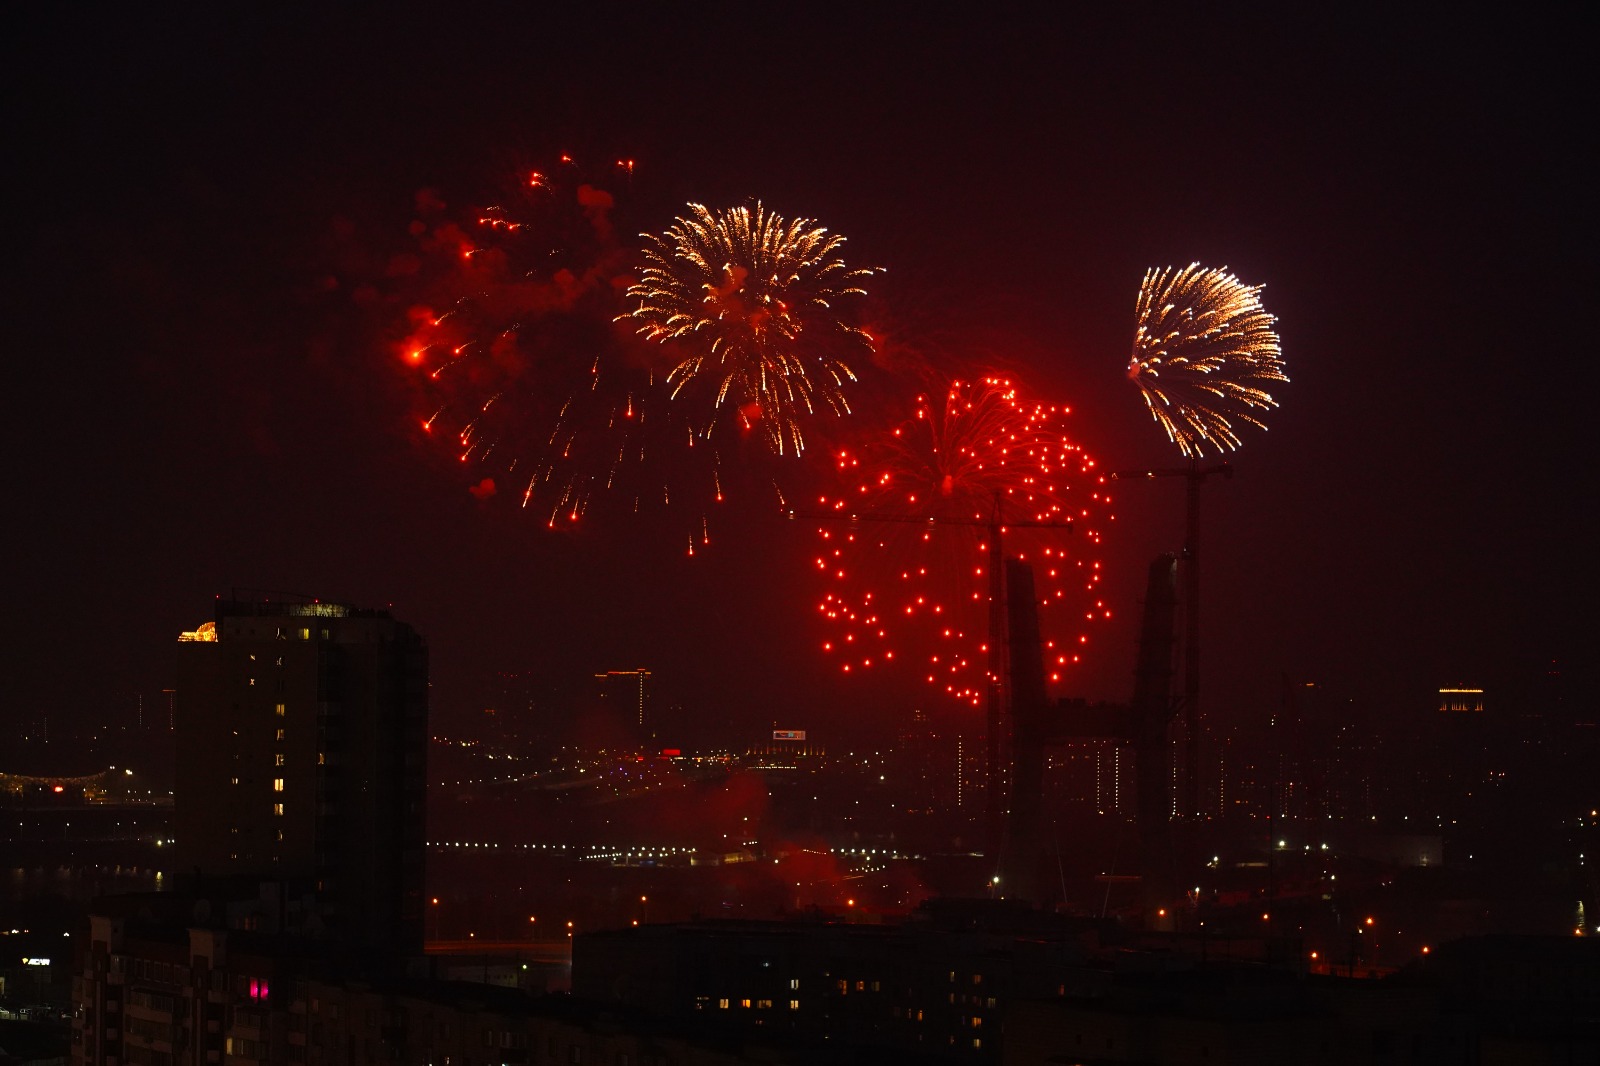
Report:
230,777,239,786
756,999,772,1009
717,999,729,1010
789,979,799,990
273,803,284,816
274,754,284,767
740,999,751,1009
789,1000,799,1010
317,752,325,765
276,729,285,741
298,628,310,640
273,779,284,792
275,704,286,717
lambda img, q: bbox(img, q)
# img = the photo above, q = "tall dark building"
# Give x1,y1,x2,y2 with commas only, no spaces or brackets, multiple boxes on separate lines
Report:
174,597,428,951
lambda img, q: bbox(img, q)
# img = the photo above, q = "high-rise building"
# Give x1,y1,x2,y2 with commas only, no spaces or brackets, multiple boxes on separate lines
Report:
1438,686,1485,714
595,668,651,735
174,597,428,951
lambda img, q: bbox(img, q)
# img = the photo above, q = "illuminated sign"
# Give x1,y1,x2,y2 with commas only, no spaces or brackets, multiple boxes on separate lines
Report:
660,749,681,757
23,957,50,966
772,730,806,741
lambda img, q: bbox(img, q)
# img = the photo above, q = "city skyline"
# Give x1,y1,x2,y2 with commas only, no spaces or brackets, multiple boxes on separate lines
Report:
5,6,1589,745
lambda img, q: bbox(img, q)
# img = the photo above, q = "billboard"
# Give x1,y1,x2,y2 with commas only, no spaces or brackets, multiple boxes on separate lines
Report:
772,730,807,741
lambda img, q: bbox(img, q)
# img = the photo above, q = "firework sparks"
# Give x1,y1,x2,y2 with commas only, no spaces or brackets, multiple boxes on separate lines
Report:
1127,264,1286,456
620,203,880,457
392,159,730,551
815,376,1113,706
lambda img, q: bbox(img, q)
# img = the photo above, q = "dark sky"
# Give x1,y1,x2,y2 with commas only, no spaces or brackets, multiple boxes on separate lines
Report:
6,4,1591,746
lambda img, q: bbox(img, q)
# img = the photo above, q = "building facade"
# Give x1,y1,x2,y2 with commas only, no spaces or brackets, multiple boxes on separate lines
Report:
595,669,651,736
174,598,428,951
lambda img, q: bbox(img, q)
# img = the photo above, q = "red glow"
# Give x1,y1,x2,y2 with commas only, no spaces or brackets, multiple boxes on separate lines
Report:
392,157,756,549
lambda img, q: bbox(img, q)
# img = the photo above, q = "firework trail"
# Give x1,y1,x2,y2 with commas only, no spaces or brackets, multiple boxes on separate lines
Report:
393,159,731,552
619,203,881,458
814,376,1113,706
1127,264,1286,456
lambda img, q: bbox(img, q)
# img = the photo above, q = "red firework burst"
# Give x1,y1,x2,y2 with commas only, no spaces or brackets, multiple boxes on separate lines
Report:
814,376,1114,705
390,158,733,553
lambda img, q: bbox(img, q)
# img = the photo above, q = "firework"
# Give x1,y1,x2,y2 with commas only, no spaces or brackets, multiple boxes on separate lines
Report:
814,376,1113,706
619,203,880,457
1127,264,1286,456
392,160,734,552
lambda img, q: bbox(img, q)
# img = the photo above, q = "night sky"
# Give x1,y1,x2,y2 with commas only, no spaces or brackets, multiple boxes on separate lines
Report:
7,5,1591,746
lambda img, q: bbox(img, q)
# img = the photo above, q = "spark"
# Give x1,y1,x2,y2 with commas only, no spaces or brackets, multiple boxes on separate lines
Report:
393,161,730,551
619,203,880,457
815,376,1112,705
1127,264,1286,456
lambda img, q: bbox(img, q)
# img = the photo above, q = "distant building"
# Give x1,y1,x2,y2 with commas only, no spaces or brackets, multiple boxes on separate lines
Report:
72,905,756,1066
746,729,824,771
1438,686,1485,714
595,668,651,735
575,916,1600,1065
174,597,428,952
574,903,1101,1060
